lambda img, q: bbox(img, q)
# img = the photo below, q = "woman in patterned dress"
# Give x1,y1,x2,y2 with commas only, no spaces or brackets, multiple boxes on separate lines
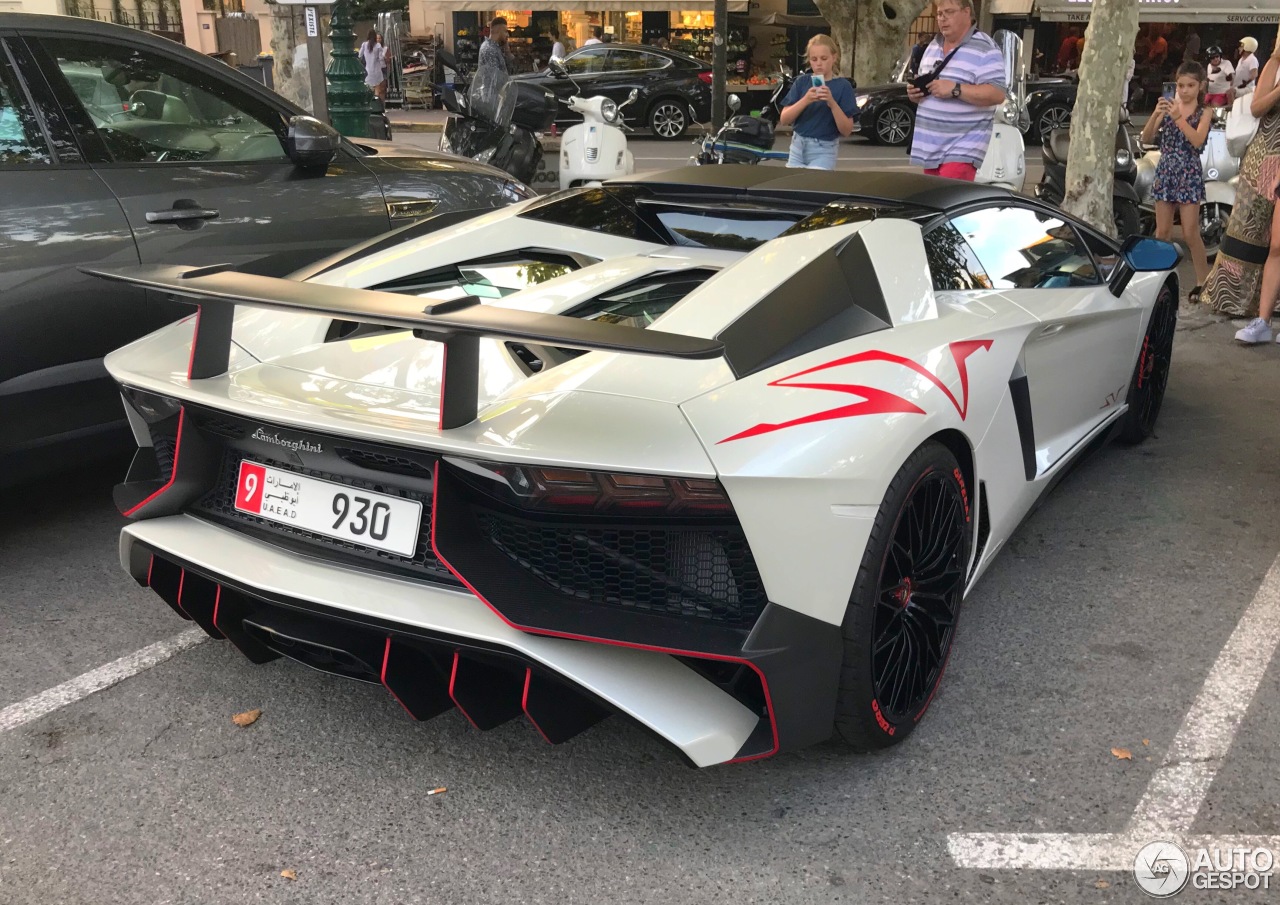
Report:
1206,44,1280,341
1141,62,1212,299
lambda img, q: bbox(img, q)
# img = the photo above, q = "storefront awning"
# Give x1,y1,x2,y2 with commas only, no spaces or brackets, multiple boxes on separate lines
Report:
746,13,829,28
446,0,748,10
1036,0,1279,24
989,0,1034,15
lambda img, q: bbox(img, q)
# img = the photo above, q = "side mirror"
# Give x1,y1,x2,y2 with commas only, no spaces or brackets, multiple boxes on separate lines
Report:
286,115,341,172
548,59,568,78
1109,234,1180,296
627,88,639,104
728,93,742,112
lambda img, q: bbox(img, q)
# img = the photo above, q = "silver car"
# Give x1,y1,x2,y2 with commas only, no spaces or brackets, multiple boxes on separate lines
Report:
0,13,531,482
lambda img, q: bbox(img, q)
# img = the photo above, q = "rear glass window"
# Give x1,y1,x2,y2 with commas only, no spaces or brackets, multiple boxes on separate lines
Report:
372,252,582,300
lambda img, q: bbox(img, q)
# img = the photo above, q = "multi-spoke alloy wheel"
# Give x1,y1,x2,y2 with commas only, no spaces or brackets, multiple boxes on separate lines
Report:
1120,283,1177,444
648,102,687,139
1036,104,1071,144
876,105,913,146
835,442,971,750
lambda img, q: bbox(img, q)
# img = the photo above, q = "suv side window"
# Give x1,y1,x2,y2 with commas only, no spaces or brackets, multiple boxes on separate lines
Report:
951,206,1100,289
922,222,990,291
564,47,608,75
37,37,288,165
607,50,667,72
0,53,52,166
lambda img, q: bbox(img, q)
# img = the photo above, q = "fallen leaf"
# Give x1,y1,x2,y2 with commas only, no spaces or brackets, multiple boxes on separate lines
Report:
1145,756,1152,762
1095,879,1110,889
1142,739,1150,746
281,869,298,881
1111,747,1133,760
232,709,262,727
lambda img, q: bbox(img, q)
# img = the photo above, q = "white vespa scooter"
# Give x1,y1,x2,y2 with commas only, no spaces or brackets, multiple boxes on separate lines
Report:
975,30,1028,191
547,59,638,190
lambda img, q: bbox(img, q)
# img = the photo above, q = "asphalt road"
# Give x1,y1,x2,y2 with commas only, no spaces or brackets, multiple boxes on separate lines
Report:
2,169,1278,904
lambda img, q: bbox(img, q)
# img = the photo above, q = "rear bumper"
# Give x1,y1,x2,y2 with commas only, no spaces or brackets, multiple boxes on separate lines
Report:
122,515,841,766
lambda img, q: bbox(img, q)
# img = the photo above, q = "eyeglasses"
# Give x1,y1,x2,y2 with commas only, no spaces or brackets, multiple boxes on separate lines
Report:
935,8,965,19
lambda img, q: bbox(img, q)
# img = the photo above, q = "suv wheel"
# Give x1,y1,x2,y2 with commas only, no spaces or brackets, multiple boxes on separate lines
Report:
649,101,688,139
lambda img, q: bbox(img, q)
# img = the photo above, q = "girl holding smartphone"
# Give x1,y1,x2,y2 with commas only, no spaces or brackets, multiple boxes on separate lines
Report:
1142,62,1212,301
778,35,857,170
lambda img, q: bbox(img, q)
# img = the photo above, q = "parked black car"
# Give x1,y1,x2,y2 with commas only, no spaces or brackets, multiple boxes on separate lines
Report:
512,43,712,139
0,13,533,483
855,77,1077,146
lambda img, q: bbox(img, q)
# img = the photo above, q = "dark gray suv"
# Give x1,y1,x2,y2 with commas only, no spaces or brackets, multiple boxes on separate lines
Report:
0,13,531,482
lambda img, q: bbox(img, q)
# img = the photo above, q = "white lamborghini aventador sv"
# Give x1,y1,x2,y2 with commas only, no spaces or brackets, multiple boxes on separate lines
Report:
90,168,1181,767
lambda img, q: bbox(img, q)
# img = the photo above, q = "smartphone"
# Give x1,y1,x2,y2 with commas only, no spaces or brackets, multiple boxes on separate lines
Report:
811,73,826,88
1162,82,1176,101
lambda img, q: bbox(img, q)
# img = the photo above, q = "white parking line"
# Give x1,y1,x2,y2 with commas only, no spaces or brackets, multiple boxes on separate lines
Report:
949,548,1280,869
0,627,208,734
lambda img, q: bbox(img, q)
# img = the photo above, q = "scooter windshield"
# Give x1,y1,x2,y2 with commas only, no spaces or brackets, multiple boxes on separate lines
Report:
466,66,517,128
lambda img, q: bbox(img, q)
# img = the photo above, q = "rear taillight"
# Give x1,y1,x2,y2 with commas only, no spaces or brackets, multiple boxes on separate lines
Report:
697,72,713,85
446,458,732,514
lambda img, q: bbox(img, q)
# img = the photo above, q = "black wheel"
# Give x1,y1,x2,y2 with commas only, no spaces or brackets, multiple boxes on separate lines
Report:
1119,282,1177,445
1035,103,1071,144
1114,198,1140,238
1200,202,1230,260
874,104,914,146
834,442,971,750
648,100,688,139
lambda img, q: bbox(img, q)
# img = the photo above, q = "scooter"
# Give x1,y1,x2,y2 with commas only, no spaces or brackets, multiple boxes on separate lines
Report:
439,66,556,185
975,30,1028,192
1036,118,1142,236
1133,107,1237,257
546,60,639,190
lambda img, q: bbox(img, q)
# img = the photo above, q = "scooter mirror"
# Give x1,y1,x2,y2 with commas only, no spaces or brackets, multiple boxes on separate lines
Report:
729,94,741,112
625,88,639,105
548,59,568,78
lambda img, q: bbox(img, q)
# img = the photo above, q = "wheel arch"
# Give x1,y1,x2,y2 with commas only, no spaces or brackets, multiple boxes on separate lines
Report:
927,428,974,504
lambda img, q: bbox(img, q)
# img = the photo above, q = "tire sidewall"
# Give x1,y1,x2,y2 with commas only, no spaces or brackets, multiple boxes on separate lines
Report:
835,442,971,749
876,104,913,147
648,99,688,139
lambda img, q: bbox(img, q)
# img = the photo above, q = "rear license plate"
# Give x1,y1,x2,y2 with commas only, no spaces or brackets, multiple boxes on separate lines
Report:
234,461,422,557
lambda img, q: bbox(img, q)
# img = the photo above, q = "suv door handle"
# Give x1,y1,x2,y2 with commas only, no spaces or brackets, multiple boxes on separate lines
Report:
146,207,220,224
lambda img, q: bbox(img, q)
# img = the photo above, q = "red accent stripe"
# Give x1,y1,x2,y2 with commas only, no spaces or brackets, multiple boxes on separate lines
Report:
185,307,203,380
430,461,780,761
447,651,483,730
174,569,191,619
211,585,222,630
146,554,155,588
380,636,419,720
521,668,555,745
121,407,186,518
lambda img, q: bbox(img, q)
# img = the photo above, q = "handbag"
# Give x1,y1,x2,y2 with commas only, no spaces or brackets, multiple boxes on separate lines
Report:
1226,92,1258,158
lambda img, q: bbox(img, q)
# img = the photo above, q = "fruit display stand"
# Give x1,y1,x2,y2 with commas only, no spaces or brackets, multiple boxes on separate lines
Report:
726,77,781,116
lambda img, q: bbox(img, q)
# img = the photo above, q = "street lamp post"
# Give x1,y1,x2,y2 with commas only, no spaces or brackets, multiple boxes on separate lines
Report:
325,0,373,137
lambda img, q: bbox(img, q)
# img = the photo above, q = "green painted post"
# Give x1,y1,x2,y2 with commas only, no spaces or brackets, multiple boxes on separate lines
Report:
325,0,373,137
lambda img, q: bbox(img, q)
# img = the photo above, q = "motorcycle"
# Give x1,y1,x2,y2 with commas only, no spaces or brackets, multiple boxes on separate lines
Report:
1035,116,1143,237
691,68,793,166
1133,106,1237,257
546,59,639,190
438,66,556,184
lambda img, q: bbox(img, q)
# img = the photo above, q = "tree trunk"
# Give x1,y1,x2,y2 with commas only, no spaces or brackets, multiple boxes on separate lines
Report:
818,0,930,85
1061,0,1139,237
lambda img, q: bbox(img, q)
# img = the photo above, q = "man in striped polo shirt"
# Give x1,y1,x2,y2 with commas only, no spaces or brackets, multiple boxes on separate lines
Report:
905,0,1007,181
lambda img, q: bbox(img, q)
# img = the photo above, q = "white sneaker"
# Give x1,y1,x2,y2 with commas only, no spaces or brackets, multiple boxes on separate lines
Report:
1235,318,1273,344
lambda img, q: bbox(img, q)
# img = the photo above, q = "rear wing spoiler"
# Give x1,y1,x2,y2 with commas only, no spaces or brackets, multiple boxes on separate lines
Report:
84,264,724,429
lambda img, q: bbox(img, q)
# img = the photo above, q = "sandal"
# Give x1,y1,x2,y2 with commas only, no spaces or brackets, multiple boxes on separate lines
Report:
1189,286,1204,304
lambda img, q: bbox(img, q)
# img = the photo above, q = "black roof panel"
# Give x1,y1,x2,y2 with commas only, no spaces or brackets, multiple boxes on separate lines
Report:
612,166,1017,211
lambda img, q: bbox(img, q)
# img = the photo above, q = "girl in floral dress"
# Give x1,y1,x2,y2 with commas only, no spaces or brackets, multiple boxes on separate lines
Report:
1141,62,1212,300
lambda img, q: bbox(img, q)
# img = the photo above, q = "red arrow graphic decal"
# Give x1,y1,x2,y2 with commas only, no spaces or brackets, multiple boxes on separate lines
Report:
718,340,993,444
